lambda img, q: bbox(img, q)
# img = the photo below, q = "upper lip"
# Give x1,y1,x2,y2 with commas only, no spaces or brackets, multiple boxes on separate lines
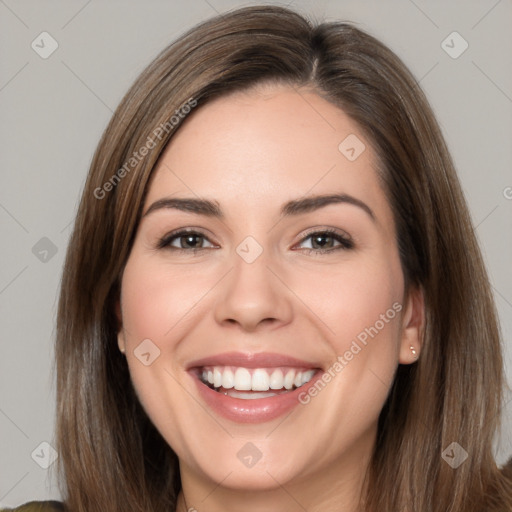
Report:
186,351,322,370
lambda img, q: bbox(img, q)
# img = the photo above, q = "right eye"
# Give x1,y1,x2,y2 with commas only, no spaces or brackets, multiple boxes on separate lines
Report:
157,229,217,252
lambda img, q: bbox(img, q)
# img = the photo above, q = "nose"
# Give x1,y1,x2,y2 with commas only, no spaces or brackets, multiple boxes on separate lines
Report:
213,247,293,332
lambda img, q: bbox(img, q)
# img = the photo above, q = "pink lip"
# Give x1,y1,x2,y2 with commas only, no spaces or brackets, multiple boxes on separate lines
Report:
186,351,322,370
186,352,324,424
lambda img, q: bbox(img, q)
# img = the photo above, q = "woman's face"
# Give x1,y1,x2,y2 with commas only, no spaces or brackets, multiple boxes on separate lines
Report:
118,84,422,500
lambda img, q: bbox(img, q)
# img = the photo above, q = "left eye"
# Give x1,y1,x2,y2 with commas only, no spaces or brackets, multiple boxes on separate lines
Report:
296,231,353,251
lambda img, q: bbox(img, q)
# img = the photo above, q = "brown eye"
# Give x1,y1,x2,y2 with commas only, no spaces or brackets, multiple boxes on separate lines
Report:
158,230,215,251
310,233,335,249
297,230,354,252
179,233,205,249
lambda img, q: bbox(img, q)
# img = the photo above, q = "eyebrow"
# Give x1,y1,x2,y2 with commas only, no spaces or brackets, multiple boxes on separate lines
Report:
281,194,375,221
143,193,375,222
144,197,223,218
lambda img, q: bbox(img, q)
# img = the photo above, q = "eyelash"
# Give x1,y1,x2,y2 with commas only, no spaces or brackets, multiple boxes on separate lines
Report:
156,228,354,254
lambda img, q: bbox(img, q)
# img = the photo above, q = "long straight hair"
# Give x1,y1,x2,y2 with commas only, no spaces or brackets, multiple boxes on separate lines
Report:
55,5,512,511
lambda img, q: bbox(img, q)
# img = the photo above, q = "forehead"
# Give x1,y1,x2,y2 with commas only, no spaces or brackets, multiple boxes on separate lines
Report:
145,85,391,226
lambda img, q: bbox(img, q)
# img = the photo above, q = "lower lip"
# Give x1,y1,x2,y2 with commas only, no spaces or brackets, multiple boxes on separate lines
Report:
190,370,323,423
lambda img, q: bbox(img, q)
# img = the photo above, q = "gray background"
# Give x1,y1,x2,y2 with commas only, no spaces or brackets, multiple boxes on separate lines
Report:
1,0,511,506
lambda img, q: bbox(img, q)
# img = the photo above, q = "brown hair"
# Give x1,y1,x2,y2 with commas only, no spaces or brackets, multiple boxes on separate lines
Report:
55,5,512,511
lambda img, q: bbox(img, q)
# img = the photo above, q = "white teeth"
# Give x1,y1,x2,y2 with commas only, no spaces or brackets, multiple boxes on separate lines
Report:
221,368,234,389
269,369,284,389
234,368,252,390
213,368,222,388
302,369,315,384
226,390,277,399
284,370,295,390
252,369,270,391
200,366,317,392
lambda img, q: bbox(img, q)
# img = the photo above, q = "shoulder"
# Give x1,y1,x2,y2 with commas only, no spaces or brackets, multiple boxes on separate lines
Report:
0,501,65,512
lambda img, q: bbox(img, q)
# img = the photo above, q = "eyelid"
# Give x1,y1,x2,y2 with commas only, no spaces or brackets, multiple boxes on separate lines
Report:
293,227,354,248
297,226,353,241
157,227,219,250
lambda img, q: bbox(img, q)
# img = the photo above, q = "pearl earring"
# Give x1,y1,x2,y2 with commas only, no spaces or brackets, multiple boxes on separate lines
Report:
410,345,417,357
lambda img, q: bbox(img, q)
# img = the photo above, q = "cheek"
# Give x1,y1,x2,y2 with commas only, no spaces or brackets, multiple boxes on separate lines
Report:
288,261,402,437
291,254,404,410
120,255,209,344
118,254,217,413
118,256,203,448
295,255,404,353
333,267,403,356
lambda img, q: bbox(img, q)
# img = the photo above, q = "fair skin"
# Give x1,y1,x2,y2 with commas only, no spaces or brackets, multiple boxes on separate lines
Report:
117,83,424,512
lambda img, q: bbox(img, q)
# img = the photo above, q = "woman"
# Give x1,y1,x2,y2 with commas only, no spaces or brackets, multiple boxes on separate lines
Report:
5,5,511,512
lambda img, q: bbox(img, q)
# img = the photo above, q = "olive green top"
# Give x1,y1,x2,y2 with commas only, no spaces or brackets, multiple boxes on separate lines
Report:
0,501,64,512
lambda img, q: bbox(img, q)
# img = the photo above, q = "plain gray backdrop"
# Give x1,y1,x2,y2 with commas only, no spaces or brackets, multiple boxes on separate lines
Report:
1,0,511,506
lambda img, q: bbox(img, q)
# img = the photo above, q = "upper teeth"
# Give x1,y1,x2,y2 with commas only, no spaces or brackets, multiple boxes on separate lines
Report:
201,366,316,392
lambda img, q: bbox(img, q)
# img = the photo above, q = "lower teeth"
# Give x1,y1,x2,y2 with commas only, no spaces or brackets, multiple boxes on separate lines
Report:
206,384,296,399
224,390,279,399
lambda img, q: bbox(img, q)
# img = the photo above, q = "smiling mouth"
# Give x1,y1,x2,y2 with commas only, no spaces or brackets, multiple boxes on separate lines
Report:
196,366,319,399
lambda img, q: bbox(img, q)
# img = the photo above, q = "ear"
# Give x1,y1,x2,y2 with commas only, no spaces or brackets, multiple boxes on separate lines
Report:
398,285,425,364
115,300,126,355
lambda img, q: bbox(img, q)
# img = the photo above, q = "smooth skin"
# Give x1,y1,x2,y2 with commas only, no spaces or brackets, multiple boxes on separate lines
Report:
117,84,424,512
